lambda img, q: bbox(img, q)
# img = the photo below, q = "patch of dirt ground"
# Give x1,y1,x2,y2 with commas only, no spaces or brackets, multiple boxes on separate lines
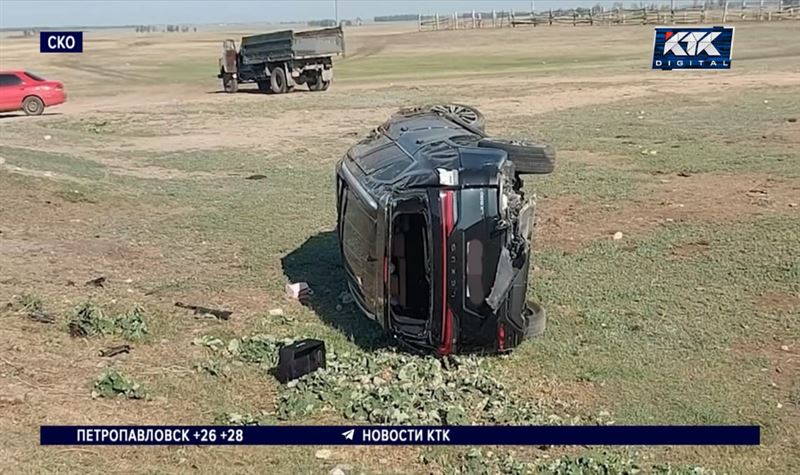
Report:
537,172,800,251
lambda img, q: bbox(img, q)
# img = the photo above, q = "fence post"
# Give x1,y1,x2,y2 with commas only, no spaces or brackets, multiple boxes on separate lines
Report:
472,10,476,28
741,1,746,20
670,0,675,23
435,13,439,30
642,7,647,24
549,9,553,25
418,14,422,31
453,12,457,30
511,8,515,27
573,11,577,26
723,1,729,22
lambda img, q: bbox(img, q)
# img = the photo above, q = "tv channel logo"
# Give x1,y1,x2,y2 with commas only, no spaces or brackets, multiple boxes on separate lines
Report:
652,26,733,70
40,31,83,53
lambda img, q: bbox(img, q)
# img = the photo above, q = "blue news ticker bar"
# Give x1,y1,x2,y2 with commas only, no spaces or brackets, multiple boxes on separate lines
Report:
40,425,760,446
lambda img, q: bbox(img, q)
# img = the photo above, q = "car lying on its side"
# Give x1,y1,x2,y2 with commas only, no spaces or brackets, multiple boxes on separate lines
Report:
336,104,555,355
0,70,66,116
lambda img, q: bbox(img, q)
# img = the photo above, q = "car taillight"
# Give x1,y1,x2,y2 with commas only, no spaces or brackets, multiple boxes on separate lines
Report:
498,322,506,351
438,190,455,355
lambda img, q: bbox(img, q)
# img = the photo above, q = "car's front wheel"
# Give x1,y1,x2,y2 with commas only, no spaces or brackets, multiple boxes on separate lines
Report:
23,96,44,116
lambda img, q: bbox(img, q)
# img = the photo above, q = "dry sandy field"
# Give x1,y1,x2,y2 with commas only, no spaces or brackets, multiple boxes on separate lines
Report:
1,21,799,474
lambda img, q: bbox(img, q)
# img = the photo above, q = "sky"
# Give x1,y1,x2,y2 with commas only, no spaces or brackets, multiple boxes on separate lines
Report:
0,0,670,28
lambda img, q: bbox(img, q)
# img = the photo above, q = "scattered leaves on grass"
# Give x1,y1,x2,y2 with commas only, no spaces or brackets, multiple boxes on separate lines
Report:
227,334,287,365
422,449,711,475
68,302,149,340
196,333,588,426
276,350,558,425
92,369,145,399
214,411,263,426
18,295,56,323
192,335,226,351
195,358,229,378
20,294,43,312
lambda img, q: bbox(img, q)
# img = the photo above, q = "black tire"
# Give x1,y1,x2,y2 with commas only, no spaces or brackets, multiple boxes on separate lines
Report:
257,80,269,92
478,138,555,174
524,300,546,338
270,66,287,94
222,75,238,93
429,103,485,131
308,73,330,92
23,96,44,116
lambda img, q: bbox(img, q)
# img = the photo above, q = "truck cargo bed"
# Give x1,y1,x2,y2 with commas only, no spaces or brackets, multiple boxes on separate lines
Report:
240,26,343,65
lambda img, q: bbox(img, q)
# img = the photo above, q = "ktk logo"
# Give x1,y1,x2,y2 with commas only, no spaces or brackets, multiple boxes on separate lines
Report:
663,30,721,56
652,27,733,70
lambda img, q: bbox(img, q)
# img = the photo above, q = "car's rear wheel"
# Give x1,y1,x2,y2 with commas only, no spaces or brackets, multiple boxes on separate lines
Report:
478,138,555,174
524,300,546,338
270,67,287,94
23,96,44,116
429,104,485,131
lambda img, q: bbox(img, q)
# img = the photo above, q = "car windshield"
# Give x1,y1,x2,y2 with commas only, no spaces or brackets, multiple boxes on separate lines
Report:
24,71,46,81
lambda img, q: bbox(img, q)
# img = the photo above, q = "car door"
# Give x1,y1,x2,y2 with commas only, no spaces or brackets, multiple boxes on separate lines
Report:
0,74,25,112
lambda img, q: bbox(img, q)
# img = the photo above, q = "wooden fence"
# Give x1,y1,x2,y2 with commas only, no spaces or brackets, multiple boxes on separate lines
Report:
418,0,799,31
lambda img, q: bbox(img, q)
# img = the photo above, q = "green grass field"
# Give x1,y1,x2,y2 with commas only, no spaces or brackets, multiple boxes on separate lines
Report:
1,22,799,474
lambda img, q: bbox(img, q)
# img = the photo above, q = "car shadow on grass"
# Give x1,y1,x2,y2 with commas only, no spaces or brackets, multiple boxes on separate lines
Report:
281,230,392,351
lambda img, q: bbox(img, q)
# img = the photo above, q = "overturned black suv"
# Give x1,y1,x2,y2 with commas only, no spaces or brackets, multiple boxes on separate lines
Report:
336,104,554,355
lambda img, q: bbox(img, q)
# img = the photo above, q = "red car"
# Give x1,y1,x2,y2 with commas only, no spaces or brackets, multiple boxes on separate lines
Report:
0,70,66,116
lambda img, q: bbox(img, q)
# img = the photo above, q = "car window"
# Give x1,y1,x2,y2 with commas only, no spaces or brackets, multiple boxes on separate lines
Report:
371,157,412,182
342,188,376,262
0,74,23,87
340,186,379,307
24,71,45,81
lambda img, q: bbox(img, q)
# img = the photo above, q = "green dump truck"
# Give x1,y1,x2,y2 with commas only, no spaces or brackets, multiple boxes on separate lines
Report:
218,26,344,94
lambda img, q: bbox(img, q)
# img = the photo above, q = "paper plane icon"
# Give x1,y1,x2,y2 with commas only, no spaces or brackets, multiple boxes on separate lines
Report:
342,429,355,441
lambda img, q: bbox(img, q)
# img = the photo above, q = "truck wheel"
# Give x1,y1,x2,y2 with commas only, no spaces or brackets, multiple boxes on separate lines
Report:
222,75,238,93
309,75,330,92
257,80,270,92
23,96,44,116
523,300,546,338
270,67,287,94
430,104,485,131
478,138,555,175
